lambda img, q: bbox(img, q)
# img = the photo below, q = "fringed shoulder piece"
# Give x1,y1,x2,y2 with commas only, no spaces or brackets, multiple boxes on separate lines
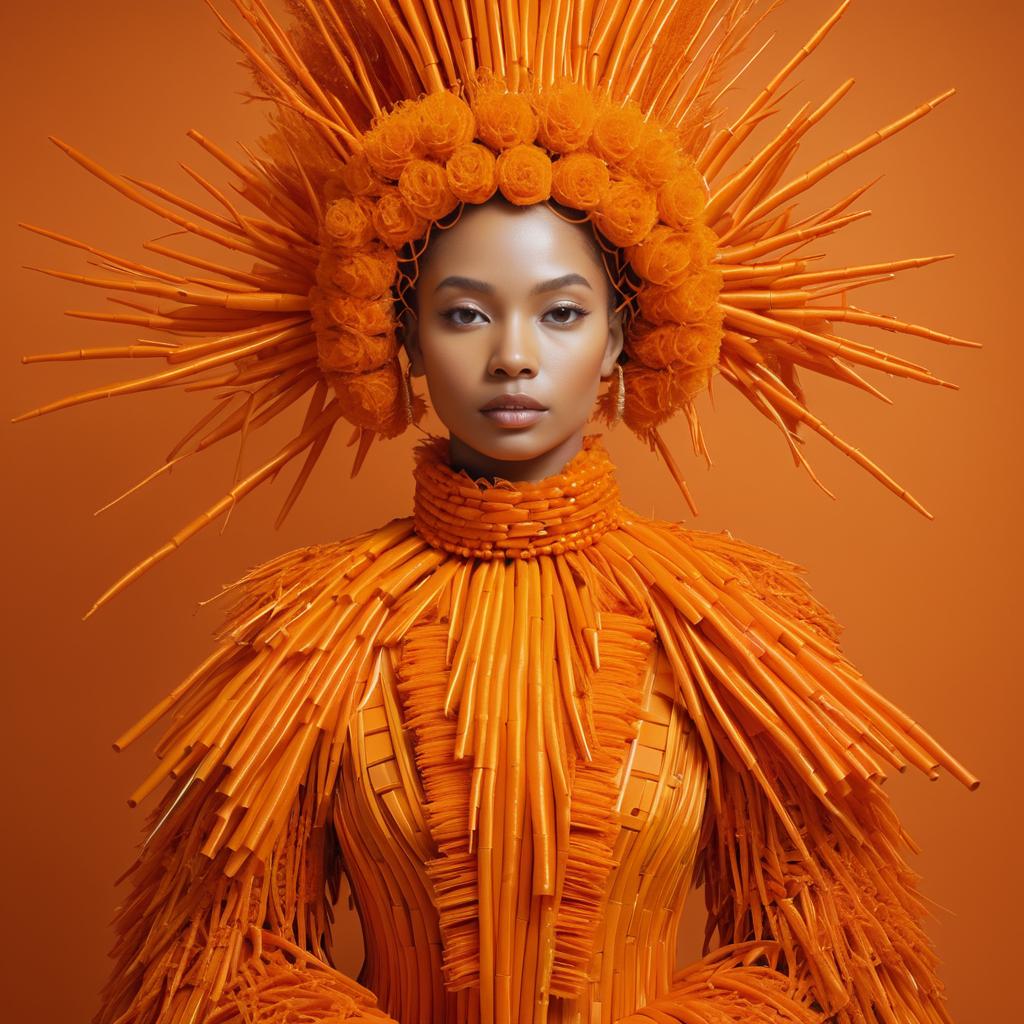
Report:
599,515,979,1022
98,519,448,1024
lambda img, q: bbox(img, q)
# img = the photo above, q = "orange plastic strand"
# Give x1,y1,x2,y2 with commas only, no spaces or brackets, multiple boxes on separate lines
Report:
20,221,199,285
698,0,852,178
84,402,346,618
717,209,870,264
727,353,935,517
742,89,956,229
774,253,954,289
773,304,980,349
650,426,700,517
720,303,951,386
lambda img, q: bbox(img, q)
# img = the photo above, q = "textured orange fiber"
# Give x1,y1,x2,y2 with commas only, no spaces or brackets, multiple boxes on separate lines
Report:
98,436,977,1024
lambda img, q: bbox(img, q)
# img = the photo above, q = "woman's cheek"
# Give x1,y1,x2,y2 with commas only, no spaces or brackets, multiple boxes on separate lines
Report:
423,343,482,429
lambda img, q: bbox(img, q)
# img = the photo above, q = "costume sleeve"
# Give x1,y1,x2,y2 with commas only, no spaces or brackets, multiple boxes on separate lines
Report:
621,746,955,1023
619,523,976,1024
94,539,401,1024
95,764,389,1024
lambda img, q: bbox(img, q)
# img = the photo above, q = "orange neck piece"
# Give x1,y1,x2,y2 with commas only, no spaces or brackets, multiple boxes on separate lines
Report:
411,433,624,559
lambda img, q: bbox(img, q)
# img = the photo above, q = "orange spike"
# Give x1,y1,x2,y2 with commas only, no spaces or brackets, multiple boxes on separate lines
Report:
698,0,853,177
23,342,175,364
726,355,933,518
48,137,299,268
740,89,956,228
650,426,699,518
721,304,953,386
83,401,345,618
718,357,839,500
12,321,310,421
717,209,870,264
772,305,980,349
774,254,955,289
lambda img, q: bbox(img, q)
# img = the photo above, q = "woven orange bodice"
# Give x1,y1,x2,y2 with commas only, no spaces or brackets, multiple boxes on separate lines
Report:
333,436,708,1023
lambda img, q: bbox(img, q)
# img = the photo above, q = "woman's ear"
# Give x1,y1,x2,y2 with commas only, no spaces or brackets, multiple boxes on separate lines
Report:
601,307,625,378
399,307,425,377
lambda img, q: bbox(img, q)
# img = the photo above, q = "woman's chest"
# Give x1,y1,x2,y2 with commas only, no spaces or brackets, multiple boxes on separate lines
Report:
335,605,708,1024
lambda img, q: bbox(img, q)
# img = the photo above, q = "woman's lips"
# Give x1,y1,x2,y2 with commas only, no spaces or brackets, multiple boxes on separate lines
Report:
481,407,547,427
480,394,548,428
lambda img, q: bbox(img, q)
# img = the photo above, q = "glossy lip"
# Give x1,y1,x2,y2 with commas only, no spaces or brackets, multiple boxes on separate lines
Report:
480,393,548,412
481,407,547,428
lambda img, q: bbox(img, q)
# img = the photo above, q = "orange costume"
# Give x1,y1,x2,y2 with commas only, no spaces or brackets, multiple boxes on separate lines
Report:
94,436,977,1024
16,2,979,1023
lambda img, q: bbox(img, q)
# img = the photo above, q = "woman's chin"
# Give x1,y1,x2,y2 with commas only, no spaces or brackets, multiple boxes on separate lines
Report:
451,421,578,466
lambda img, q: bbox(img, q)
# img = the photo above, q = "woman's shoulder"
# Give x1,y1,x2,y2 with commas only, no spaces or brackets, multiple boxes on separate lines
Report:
633,515,845,649
210,515,418,639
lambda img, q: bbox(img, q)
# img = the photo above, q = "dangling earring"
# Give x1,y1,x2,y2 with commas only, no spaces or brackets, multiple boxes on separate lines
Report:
613,362,625,426
403,360,416,425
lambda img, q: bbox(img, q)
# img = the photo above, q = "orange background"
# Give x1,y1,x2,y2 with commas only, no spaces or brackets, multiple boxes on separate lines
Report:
1,1,1018,1019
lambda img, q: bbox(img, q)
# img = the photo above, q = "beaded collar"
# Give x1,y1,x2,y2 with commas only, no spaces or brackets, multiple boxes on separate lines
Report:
411,434,624,559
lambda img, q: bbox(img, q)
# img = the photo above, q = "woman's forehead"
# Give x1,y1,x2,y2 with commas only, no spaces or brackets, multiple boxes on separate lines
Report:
420,200,606,286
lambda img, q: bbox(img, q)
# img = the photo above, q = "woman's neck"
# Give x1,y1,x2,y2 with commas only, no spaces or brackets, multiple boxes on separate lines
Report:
447,428,584,483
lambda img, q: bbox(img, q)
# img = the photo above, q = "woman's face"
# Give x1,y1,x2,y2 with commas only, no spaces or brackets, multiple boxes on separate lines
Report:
404,199,623,481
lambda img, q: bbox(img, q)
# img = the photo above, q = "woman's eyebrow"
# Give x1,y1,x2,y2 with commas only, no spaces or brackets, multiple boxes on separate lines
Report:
530,273,592,294
434,275,494,294
433,272,592,295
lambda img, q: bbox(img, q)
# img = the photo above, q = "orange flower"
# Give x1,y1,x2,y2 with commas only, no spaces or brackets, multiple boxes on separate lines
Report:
363,108,425,180
416,90,476,160
657,161,707,228
628,225,703,287
328,358,415,438
551,152,610,210
446,143,498,204
589,102,645,166
317,327,398,375
473,90,538,150
399,159,458,220
626,123,684,187
372,189,429,248
324,196,376,250
621,362,703,431
688,222,719,267
637,268,723,324
591,177,658,246
625,317,722,370
495,144,552,205
537,80,597,153
324,245,399,299
326,295,395,336
335,154,385,198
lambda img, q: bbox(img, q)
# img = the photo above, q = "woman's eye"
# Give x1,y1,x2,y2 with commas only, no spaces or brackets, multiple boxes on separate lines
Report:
441,306,488,327
543,303,589,326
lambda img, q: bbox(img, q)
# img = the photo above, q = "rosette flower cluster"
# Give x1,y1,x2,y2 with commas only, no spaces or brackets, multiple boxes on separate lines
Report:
312,76,722,438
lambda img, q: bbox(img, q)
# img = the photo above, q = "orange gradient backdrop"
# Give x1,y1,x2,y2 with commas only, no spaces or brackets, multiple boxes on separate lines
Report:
1,1,1018,1019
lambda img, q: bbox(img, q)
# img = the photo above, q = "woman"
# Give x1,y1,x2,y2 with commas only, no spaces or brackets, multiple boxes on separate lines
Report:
17,2,978,1022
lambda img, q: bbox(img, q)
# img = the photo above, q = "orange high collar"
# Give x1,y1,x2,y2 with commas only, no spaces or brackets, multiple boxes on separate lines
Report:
411,433,624,559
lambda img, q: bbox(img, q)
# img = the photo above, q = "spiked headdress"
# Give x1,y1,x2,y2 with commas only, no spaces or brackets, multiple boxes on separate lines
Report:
17,0,975,614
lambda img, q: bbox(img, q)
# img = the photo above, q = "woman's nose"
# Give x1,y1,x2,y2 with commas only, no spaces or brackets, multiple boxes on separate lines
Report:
487,314,539,378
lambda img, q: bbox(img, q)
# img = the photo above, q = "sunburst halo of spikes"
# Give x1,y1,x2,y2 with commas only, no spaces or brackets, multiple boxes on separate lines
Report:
16,0,978,617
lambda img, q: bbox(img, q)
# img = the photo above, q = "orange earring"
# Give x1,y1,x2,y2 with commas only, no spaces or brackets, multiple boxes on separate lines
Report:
403,360,416,425
613,363,625,426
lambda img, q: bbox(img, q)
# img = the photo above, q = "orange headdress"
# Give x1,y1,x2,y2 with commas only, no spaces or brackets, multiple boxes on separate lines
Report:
16,0,975,613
